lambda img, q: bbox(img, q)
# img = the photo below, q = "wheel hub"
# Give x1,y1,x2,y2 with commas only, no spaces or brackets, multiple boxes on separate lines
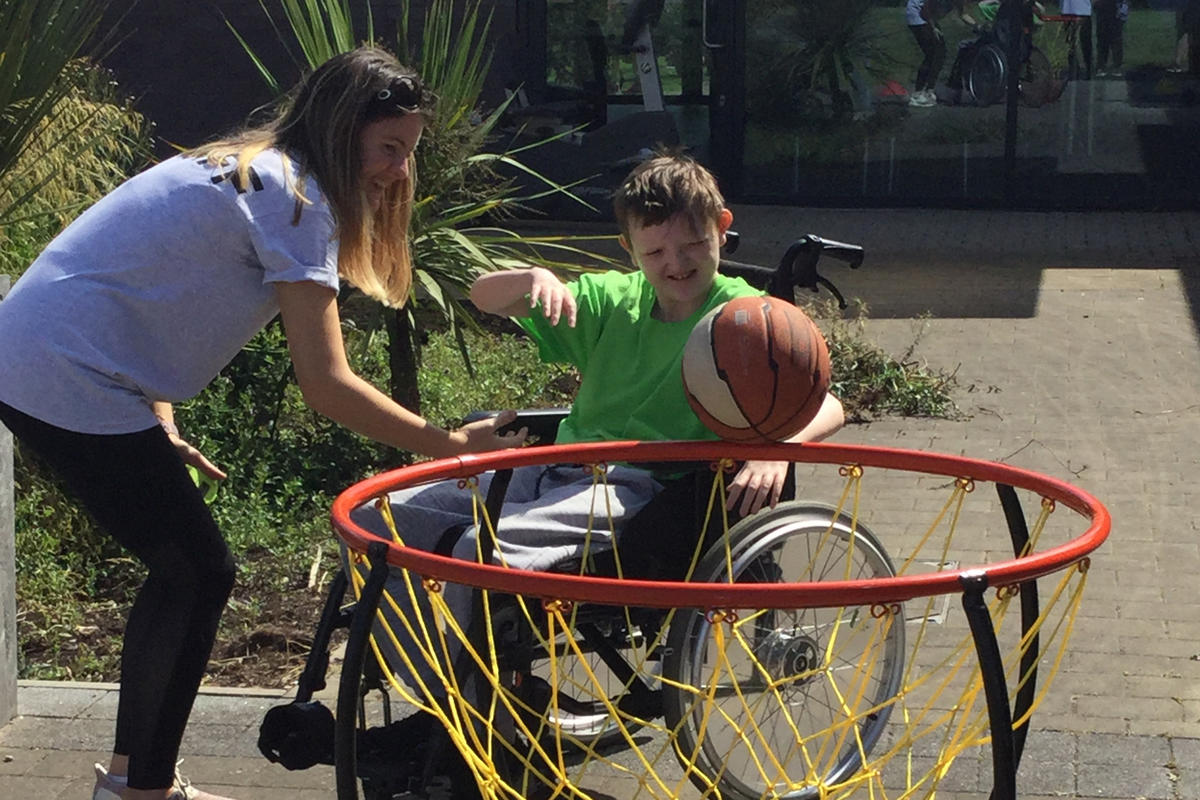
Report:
758,627,821,683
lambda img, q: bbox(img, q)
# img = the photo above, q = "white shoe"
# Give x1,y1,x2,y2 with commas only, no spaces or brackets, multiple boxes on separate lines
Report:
93,764,123,800
908,89,936,107
92,762,239,800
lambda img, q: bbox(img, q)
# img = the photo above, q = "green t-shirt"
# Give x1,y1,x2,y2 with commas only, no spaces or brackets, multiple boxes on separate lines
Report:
516,270,760,444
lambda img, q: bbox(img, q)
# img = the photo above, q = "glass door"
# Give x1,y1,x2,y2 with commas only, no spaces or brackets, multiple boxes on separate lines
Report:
512,1,729,215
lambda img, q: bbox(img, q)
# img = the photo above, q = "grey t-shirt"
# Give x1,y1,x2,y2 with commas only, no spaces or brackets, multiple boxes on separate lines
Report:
0,149,340,434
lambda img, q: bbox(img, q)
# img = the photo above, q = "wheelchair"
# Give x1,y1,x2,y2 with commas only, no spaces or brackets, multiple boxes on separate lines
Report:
258,234,908,800
952,1,1061,108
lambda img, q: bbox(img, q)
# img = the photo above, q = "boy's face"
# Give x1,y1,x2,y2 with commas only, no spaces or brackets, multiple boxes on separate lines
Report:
620,208,733,322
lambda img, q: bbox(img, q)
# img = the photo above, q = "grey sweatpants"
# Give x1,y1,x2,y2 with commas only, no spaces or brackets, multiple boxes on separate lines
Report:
344,464,663,693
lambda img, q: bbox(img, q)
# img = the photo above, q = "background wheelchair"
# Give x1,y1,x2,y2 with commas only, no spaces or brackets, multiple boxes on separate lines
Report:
256,234,898,800
952,0,1062,108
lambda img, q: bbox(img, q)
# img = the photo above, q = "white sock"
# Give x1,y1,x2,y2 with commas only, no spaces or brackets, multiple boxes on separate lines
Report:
107,771,128,786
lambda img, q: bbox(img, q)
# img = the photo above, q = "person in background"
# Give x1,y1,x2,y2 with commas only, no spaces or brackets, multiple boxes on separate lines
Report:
906,0,978,107
1062,0,1095,80
1094,0,1126,77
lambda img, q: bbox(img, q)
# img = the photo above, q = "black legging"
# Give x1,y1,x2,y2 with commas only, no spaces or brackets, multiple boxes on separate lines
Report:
0,401,235,790
1066,15,1094,78
1094,1,1123,71
910,23,947,92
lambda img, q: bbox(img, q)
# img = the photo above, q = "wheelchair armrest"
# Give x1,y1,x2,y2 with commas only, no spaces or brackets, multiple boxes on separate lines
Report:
463,408,570,444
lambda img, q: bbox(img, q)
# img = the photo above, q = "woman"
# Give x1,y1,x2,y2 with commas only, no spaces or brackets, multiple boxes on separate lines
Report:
1062,0,1095,80
906,0,977,107
0,47,525,800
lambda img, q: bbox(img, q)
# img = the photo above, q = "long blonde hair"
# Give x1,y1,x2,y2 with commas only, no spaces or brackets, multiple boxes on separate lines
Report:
196,47,434,307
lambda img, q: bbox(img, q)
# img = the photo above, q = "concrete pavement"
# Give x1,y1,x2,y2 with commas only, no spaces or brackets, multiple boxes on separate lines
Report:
3,206,1200,798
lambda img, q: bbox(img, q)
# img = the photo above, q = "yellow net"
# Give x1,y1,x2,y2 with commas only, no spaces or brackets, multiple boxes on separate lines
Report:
341,455,1096,800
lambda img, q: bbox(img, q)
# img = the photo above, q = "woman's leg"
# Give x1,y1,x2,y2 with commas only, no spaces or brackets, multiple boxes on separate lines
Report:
0,402,235,791
1095,4,1113,71
1080,15,1094,77
909,23,946,91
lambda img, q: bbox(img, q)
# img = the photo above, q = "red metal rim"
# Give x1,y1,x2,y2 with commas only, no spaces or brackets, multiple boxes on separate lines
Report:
331,440,1110,609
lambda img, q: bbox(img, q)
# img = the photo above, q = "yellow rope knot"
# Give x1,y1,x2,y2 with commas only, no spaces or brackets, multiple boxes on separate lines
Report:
1041,496,1057,512
711,458,738,474
456,475,480,490
871,602,902,619
705,608,738,625
544,598,574,614
839,464,864,478
955,477,975,492
1078,557,1091,573
422,577,443,594
997,584,1021,600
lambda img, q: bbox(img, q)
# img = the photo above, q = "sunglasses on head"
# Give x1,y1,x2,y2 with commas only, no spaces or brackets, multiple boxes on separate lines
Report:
369,75,427,114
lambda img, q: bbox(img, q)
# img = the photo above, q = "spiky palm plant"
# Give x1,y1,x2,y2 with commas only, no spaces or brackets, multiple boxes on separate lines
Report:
0,0,130,240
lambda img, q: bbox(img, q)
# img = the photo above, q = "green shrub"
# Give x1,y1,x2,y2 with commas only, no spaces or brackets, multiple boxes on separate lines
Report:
805,298,959,420
1,60,151,277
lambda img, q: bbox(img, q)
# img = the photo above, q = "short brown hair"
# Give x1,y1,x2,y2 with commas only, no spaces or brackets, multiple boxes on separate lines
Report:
612,151,725,238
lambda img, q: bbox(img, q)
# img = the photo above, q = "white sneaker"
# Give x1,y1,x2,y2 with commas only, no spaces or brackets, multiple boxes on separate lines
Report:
93,764,123,800
92,762,239,800
908,89,936,107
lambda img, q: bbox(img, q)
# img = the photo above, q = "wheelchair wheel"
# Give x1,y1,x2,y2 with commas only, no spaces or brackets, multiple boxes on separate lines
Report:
968,42,1007,106
518,603,663,749
662,502,905,800
1019,46,1058,108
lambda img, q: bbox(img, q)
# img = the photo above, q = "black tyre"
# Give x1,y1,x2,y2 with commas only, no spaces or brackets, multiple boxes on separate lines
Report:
1019,46,1060,107
662,503,905,800
968,42,1008,106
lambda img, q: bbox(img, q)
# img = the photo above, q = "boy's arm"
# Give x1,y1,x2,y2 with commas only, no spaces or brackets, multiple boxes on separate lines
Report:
470,267,577,327
726,393,845,516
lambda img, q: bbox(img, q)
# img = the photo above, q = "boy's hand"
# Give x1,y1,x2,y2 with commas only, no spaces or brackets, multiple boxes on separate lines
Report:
451,409,529,453
726,459,788,517
529,268,577,327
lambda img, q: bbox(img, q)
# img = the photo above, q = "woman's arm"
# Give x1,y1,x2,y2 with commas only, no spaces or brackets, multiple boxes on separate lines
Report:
276,280,526,457
470,267,577,327
151,400,227,480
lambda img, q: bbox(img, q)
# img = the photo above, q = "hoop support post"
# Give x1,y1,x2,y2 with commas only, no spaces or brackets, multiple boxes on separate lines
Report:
336,540,390,800
997,483,1039,772
296,569,349,702
960,571,1016,800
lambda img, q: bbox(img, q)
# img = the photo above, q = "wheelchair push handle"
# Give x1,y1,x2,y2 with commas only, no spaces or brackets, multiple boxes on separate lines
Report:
721,233,863,310
779,234,864,310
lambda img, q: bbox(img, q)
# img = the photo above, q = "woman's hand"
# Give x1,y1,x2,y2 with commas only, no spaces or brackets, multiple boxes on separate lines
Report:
167,432,228,481
450,409,529,454
726,459,788,517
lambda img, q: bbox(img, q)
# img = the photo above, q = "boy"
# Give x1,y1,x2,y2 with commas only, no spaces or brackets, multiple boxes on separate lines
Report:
347,152,844,687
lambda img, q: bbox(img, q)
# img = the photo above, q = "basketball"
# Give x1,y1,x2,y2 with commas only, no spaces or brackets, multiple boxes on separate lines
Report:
681,296,831,443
